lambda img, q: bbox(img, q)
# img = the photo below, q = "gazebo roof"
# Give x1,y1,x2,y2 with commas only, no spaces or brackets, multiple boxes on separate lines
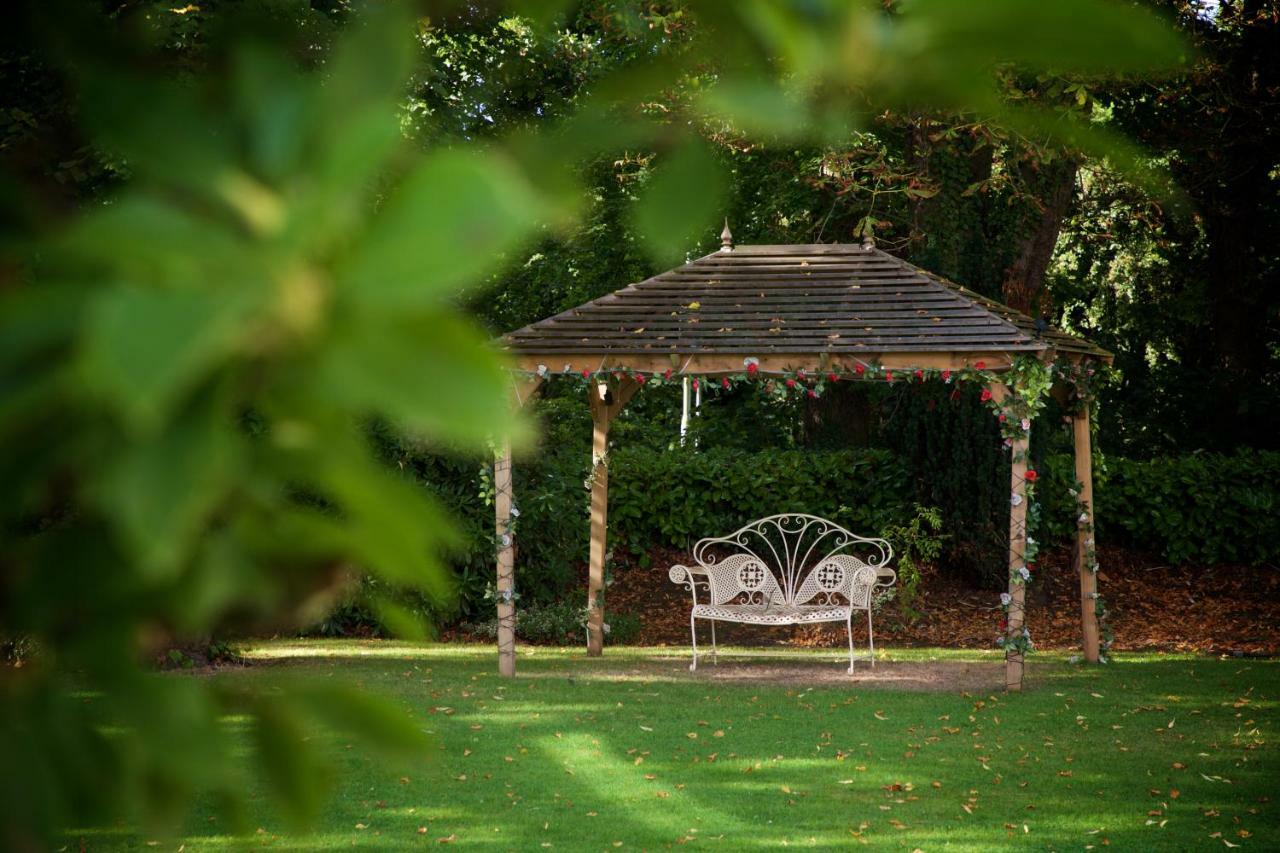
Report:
501,243,1109,360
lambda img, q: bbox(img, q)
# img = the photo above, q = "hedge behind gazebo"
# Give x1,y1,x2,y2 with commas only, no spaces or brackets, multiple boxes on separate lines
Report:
494,234,1110,691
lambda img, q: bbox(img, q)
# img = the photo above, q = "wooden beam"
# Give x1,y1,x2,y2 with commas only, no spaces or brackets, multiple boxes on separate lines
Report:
512,352,1018,377
495,377,543,678
585,377,640,656
1074,403,1101,663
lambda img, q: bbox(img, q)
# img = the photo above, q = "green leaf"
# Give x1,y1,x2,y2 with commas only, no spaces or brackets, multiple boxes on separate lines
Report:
80,285,260,433
294,684,432,760
92,393,239,580
698,80,811,139
340,148,544,305
252,697,329,831
312,307,526,447
632,138,727,264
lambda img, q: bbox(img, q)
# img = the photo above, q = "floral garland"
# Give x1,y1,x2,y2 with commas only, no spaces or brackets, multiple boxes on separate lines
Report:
1057,359,1109,416
483,455,522,607
1060,360,1113,662
980,357,1053,660
518,357,992,399
1070,480,1113,663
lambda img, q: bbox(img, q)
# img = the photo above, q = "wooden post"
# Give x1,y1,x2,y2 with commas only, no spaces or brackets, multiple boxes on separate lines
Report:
495,438,517,677
988,381,1029,693
1074,402,1101,663
1006,429,1029,692
495,377,542,678
585,377,641,657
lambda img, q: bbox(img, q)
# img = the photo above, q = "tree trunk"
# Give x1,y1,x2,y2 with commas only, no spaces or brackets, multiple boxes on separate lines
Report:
1002,158,1078,316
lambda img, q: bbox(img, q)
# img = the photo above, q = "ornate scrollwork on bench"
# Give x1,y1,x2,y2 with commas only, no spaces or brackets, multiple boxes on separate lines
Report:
670,514,895,674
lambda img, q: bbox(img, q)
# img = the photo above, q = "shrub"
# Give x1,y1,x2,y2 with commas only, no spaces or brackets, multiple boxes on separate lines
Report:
466,600,642,646
1092,449,1280,565
608,446,913,551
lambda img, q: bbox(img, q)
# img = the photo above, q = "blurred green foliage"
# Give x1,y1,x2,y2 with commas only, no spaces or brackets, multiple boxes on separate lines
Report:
0,0,1192,846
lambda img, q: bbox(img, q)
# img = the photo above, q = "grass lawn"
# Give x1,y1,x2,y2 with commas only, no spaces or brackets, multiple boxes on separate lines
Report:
82,642,1276,851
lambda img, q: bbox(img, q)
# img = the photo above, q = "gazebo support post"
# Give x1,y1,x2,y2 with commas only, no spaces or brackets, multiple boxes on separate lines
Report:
495,377,543,678
586,377,641,656
1006,429,1030,692
988,381,1031,693
1073,402,1101,663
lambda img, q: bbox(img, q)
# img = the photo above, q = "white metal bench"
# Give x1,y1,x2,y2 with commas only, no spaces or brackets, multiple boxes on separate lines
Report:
668,513,895,673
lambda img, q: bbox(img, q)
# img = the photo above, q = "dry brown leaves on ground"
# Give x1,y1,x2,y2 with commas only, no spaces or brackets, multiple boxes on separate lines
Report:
603,545,1280,656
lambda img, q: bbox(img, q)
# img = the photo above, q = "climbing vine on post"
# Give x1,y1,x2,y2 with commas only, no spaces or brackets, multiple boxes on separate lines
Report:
1059,358,1113,663
977,357,1053,676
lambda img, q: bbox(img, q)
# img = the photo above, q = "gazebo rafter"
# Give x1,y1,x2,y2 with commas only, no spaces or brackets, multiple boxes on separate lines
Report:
495,239,1111,690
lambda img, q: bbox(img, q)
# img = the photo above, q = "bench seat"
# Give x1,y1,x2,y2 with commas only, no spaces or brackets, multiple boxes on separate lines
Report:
692,603,852,624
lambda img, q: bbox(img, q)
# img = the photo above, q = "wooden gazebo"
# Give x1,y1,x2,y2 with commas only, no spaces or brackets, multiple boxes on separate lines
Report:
495,233,1110,691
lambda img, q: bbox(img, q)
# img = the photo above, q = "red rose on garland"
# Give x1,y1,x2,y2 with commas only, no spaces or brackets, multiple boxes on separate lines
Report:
807,389,817,398
747,362,759,377
785,378,796,389
721,377,730,389
980,388,993,402
664,368,673,380
854,364,866,376
581,369,591,379
914,369,924,381
1025,469,1038,482
827,372,838,383
636,373,647,384
942,369,951,382
692,379,699,391
975,361,986,370
885,371,894,383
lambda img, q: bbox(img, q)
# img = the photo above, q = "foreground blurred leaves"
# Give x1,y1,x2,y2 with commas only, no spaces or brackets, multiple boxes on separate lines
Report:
0,6,525,847
0,0,1187,848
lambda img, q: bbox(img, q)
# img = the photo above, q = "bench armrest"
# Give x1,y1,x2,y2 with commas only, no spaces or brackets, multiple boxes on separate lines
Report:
669,564,708,605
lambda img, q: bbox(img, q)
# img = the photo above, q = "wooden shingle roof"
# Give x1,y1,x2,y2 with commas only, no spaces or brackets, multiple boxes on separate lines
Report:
501,243,1109,359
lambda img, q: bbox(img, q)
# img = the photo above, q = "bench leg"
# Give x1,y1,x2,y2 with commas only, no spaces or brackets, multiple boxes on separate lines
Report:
710,620,717,665
867,608,876,668
846,611,855,674
689,613,698,672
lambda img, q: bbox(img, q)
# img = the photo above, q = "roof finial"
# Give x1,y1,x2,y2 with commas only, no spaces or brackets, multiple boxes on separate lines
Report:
720,218,734,252
861,230,876,252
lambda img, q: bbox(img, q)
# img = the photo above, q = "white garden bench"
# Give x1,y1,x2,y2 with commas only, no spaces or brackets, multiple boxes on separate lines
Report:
668,514,895,673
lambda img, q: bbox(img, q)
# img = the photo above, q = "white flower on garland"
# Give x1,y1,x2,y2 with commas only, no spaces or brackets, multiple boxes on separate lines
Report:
1010,493,1023,507
1079,512,1090,523
1000,592,1012,606
510,506,520,518
743,357,760,368
537,363,548,377
500,533,512,547
1021,418,1031,431
1018,566,1031,581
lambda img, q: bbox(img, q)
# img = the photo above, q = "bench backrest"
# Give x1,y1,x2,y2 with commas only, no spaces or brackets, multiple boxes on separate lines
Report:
692,514,892,607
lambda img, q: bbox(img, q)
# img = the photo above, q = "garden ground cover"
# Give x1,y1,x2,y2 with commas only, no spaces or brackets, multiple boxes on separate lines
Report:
80,642,1277,851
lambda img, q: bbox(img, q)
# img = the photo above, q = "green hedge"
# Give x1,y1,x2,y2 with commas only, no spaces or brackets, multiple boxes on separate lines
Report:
1091,450,1280,565
364,422,1279,630
608,447,913,551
